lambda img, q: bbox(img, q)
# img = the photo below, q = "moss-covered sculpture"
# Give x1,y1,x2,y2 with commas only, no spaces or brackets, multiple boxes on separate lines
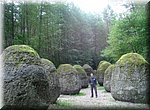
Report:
3,45,40,65
116,53,148,66
41,58,56,73
103,64,115,92
3,45,59,109
97,60,105,68
96,61,111,86
40,58,60,103
73,65,88,88
57,64,81,94
83,64,94,76
111,53,149,103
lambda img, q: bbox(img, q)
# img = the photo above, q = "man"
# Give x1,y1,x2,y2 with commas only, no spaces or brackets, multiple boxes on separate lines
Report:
89,73,98,98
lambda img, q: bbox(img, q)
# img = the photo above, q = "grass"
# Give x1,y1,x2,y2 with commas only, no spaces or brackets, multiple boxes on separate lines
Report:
97,86,105,90
71,92,86,96
48,100,73,109
56,100,72,108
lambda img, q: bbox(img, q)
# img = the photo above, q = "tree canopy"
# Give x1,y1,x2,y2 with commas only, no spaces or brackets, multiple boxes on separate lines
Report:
101,3,148,63
3,1,107,69
3,1,148,68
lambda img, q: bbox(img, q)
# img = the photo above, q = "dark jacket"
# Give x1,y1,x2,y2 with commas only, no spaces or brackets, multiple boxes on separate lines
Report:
89,77,97,86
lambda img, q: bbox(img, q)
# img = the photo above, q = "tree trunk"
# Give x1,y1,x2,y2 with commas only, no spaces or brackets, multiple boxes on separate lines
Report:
38,3,42,54
11,1,14,45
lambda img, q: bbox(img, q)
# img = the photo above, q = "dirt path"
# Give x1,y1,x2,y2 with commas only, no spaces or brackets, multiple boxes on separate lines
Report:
48,86,150,109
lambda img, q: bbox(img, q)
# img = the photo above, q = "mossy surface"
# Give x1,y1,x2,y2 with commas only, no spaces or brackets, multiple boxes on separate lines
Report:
4,45,39,57
41,58,56,72
105,64,115,75
73,65,86,74
41,58,54,66
97,61,105,69
83,64,92,69
117,53,148,66
57,64,77,74
97,61,111,74
3,45,40,65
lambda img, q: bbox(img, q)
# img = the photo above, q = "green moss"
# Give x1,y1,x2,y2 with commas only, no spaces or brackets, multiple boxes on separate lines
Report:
116,53,149,76
73,65,86,74
97,61,105,69
117,53,148,66
41,58,56,72
105,64,115,75
71,91,86,96
57,64,77,74
41,58,54,66
4,45,39,57
97,61,111,74
3,45,40,66
55,100,73,108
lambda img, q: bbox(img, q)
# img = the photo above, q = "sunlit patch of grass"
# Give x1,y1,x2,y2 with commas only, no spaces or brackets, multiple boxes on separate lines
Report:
97,86,105,90
55,100,73,108
72,92,86,96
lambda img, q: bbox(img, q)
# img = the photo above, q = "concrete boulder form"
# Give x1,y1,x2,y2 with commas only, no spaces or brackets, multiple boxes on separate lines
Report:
96,61,111,86
111,53,149,103
2,45,59,109
57,64,81,95
73,65,88,88
103,64,115,92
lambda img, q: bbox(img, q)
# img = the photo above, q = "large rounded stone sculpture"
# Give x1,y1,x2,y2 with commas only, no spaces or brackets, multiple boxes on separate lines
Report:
111,53,149,103
103,64,115,92
57,64,81,95
73,65,88,88
83,64,94,76
97,60,105,68
96,61,111,86
41,58,60,103
2,45,59,109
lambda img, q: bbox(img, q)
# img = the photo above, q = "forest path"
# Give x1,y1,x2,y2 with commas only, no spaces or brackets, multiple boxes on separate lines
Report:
48,86,150,109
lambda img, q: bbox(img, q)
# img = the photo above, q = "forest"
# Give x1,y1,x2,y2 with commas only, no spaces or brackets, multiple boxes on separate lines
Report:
3,1,148,69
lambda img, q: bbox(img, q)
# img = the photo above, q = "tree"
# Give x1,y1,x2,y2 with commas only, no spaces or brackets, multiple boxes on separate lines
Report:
101,3,148,62
3,1,108,68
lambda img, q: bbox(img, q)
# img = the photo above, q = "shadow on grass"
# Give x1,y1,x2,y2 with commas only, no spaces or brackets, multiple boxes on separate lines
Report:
70,92,86,96
48,100,73,109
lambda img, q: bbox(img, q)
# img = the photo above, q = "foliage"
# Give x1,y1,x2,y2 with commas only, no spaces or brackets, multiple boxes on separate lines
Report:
101,4,148,63
4,2,147,68
3,2,107,69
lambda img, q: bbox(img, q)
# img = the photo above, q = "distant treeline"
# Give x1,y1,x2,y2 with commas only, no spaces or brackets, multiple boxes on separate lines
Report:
3,1,109,69
3,1,148,68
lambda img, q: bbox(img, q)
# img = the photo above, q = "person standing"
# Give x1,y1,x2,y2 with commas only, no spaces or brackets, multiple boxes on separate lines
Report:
89,73,98,98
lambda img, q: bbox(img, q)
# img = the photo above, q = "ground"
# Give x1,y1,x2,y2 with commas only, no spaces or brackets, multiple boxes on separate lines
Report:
48,86,150,110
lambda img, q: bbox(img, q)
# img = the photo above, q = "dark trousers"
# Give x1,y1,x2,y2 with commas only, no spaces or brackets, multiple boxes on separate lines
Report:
90,85,97,97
